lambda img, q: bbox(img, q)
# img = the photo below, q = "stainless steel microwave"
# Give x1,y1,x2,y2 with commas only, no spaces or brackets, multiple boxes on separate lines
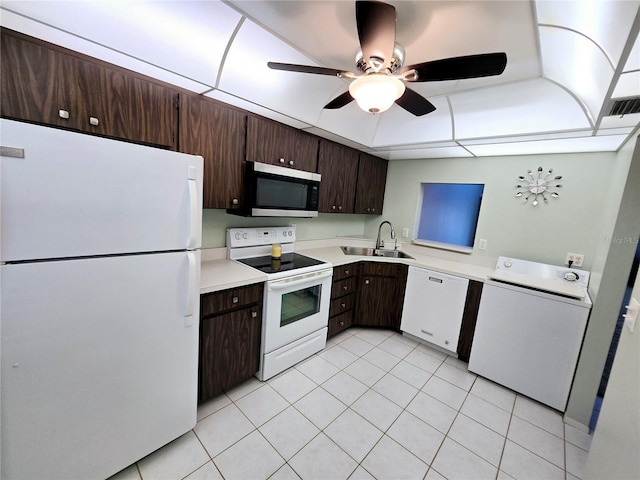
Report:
228,161,321,217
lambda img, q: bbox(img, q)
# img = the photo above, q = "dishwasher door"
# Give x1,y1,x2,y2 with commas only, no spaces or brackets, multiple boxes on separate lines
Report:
468,281,590,411
400,266,469,354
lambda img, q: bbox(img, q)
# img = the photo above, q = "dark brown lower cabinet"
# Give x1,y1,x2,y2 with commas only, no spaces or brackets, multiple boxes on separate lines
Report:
327,263,359,338
456,280,484,362
355,262,408,330
199,283,263,403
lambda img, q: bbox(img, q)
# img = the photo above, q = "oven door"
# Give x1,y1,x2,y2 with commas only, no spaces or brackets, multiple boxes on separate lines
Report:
263,268,332,353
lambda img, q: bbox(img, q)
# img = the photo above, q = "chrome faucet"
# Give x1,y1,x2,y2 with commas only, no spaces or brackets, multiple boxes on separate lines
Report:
375,221,397,250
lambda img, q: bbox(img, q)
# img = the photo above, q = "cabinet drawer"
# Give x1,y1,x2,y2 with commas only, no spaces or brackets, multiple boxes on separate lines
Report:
330,293,355,317
331,277,357,298
333,263,359,281
201,283,264,317
359,261,405,277
328,311,353,338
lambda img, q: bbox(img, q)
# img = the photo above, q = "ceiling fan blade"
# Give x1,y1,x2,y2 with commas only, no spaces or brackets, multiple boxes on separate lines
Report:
324,91,354,109
395,88,436,116
267,62,347,77
356,0,396,70
402,52,507,82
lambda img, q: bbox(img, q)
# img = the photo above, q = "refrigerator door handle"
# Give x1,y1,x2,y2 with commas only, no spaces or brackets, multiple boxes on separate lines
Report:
187,166,198,249
185,251,197,324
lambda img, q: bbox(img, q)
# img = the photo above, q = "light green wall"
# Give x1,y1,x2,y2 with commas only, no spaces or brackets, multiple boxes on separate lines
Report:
202,209,367,248
366,152,617,269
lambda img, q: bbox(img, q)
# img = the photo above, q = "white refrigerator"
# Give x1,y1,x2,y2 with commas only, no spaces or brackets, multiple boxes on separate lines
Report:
0,119,203,479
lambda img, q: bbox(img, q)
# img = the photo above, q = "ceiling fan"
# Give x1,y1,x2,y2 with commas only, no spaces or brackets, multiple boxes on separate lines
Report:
267,0,507,116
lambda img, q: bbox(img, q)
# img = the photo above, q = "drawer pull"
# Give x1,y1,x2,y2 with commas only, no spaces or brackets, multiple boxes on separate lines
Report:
279,158,285,164
365,279,370,285
339,321,344,326
429,277,443,283
344,270,349,275
251,311,258,318
232,296,239,303
341,303,346,308
343,285,348,290
421,329,434,336
59,109,70,119
288,160,294,166
89,116,99,126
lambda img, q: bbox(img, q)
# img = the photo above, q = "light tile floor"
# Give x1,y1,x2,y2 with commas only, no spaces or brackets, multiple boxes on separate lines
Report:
110,328,592,480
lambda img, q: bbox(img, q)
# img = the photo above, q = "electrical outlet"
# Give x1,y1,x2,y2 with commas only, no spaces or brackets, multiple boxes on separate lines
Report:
565,253,584,267
478,239,488,250
402,227,409,238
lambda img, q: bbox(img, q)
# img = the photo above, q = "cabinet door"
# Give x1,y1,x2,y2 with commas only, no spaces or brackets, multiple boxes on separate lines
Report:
58,55,177,148
357,265,407,330
354,153,388,214
1,29,60,125
180,96,247,209
317,140,359,213
246,116,319,172
199,305,262,402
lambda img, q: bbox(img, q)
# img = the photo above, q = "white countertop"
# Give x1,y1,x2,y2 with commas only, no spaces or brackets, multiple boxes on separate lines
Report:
200,238,495,294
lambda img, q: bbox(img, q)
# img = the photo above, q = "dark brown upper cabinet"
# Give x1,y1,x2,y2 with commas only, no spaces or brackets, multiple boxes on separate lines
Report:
246,116,319,172
179,95,247,209
1,28,178,149
317,140,360,213
354,153,388,215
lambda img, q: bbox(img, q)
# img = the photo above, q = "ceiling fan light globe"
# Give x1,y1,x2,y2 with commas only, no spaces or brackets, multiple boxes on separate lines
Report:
349,74,406,114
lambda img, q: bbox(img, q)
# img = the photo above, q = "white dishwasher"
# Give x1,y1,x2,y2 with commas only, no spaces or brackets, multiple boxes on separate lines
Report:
400,266,469,354
468,257,592,411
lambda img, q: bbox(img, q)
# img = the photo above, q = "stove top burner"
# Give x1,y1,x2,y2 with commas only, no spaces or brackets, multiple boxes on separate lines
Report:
235,252,325,275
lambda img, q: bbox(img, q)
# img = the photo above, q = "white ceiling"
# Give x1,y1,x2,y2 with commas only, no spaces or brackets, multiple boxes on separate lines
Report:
1,0,639,159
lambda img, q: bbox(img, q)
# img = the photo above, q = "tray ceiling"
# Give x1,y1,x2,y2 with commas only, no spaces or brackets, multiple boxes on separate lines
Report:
1,0,639,159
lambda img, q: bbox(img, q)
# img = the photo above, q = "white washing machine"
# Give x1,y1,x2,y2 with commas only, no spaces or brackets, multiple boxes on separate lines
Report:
468,257,592,412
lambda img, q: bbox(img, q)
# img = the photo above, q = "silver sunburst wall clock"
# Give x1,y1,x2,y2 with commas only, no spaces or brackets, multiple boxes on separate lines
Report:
515,167,563,206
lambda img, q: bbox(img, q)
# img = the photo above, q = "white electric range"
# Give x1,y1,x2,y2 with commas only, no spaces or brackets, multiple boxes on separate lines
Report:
227,226,333,380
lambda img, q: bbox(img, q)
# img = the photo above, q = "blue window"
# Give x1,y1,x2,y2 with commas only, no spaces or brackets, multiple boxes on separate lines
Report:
415,183,484,252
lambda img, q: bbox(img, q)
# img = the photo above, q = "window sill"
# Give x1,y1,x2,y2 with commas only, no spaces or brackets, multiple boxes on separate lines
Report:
412,239,474,254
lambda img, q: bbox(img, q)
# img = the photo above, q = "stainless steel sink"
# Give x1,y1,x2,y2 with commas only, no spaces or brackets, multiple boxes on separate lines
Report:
340,246,414,259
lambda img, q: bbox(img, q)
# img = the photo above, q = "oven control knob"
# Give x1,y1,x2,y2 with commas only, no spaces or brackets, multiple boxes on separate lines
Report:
242,233,249,240
503,260,512,268
235,233,241,240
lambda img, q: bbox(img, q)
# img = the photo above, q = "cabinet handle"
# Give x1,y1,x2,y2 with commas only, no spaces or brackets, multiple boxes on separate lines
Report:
343,285,348,290
339,321,344,326
341,303,346,308
344,270,349,275
58,109,70,119
288,160,294,166
365,279,370,285
429,277,443,283
332,205,336,210
232,296,239,303
366,208,371,213
279,158,285,164
251,311,258,318
371,208,376,213
445,340,449,345
338,206,342,211
421,329,434,336
89,116,99,126
232,198,239,205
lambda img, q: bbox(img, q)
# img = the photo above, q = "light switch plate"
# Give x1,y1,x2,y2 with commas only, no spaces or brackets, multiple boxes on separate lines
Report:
478,239,487,250
624,298,639,333
402,228,409,238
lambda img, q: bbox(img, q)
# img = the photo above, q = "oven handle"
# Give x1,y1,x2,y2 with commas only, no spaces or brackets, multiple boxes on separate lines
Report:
268,269,333,291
